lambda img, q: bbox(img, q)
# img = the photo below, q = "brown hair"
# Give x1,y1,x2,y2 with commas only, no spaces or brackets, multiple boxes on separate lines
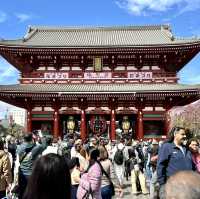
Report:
187,137,199,148
80,148,87,159
98,146,108,161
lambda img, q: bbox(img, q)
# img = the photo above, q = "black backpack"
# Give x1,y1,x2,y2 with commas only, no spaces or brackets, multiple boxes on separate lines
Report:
114,146,124,165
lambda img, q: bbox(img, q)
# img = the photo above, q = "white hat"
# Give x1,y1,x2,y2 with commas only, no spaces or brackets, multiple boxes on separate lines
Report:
118,143,124,150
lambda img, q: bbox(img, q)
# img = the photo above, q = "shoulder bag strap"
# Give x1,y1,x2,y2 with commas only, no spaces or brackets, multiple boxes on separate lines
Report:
19,145,35,164
97,160,112,183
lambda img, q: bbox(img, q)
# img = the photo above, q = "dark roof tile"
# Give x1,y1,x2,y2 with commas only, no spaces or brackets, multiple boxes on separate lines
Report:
0,25,199,47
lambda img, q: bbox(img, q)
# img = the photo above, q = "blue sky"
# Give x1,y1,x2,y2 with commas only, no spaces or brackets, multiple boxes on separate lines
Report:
0,0,200,117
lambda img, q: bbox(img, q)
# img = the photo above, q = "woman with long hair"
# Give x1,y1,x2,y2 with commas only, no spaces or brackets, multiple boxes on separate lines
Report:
23,153,71,199
98,146,114,199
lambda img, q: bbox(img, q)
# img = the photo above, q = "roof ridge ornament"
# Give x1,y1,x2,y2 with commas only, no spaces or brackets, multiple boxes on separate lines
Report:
23,25,38,42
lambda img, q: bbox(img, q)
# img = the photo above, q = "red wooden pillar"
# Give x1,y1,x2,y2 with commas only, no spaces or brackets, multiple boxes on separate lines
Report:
53,109,59,138
137,110,144,140
111,110,116,140
81,110,87,141
27,109,32,132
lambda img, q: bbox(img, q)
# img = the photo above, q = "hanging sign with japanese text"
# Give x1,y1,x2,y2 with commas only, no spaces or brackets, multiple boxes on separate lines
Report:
44,73,69,79
84,72,112,79
127,72,152,79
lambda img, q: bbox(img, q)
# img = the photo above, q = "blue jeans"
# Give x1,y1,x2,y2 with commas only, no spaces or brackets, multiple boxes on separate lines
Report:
101,185,112,199
0,190,6,199
18,169,30,199
71,185,78,199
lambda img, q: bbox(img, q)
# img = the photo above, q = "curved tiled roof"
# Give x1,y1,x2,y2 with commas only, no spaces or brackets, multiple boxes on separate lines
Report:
0,25,200,47
0,83,199,94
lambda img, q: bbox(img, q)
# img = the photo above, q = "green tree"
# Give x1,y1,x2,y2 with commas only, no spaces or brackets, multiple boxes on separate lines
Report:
7,123,24,139
0,124,8,137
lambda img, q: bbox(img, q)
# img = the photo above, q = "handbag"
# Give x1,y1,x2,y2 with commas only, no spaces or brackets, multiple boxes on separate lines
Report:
82,186,93,199
77,172,93,199
109,181,115,196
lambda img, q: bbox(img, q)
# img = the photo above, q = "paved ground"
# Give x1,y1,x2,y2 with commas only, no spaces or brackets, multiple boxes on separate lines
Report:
113,178,150,199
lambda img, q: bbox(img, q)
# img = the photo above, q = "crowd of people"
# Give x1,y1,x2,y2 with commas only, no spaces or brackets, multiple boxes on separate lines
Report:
0,126,200,199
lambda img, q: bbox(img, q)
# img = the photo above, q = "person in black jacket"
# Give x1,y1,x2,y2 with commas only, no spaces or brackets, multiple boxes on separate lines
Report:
8,136,17,180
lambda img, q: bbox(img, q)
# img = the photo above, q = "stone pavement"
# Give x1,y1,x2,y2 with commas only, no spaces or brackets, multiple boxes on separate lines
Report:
113,178,150,199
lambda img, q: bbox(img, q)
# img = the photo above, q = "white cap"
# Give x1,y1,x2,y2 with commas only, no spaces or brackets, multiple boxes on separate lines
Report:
118,143,124,150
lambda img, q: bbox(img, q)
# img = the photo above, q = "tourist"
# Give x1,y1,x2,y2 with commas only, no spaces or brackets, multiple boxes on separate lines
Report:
112,142,125,197
98,146,114,199
23,153,71,199
71,139,88,172
128,147,149,196
165,171,200,199
90,137,98,148
187,138,200,173
123,139,132,181
16,133,44,199
77,148,102,199
68,157,81,199
71,139,82,158
0,138,12,198
7,136,17,180
157,126,195,199
148,140,159,199
42,136,58,155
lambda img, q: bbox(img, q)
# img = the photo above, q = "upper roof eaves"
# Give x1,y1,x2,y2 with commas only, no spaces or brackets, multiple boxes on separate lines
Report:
0,24,200,48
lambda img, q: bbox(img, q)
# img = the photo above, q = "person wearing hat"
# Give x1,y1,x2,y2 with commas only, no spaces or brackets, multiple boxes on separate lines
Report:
112,142,125,197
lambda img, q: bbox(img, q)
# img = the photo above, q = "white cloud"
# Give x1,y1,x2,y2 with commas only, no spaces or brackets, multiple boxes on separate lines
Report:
1,66,17,78
0,11,7,23
0,101,21,119
0,59,21,118
0,102,10,118
0,58,18,84
116,0,200,16
15,13,32,23
0,58,24,118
